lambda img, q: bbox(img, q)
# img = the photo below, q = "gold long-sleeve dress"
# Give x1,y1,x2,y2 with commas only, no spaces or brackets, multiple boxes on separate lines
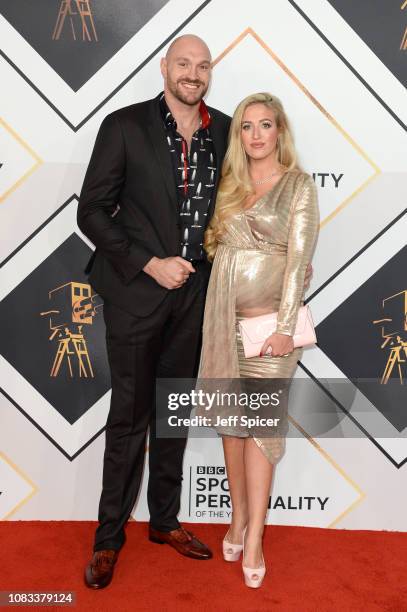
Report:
197,169,319,464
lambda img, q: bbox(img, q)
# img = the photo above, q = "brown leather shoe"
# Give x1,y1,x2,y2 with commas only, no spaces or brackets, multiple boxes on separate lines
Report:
84,550,118,589
149,526,213,560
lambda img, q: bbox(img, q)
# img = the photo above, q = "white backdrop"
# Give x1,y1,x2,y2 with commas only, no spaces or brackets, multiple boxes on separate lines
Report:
1,0,406,531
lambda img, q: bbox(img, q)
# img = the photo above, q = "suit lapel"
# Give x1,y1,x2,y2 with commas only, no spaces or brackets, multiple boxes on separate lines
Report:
146,98,178,211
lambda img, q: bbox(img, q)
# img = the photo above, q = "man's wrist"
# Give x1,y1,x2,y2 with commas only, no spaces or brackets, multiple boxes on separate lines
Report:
143,256,161,276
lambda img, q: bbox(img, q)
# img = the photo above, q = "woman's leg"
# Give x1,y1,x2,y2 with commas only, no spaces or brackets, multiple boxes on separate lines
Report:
222,435,248,542
243,437,274,568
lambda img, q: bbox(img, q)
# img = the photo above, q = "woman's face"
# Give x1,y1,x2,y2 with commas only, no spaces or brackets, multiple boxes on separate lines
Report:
241,103,280,162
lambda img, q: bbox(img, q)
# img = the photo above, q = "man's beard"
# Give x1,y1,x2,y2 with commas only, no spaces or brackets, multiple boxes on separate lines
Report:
167,76,208,106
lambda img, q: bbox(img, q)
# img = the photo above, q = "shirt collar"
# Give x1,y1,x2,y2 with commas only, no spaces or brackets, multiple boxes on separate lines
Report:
159,92,211,131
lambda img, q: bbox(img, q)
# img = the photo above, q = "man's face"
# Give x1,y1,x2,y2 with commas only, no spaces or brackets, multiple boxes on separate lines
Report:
161,38,211,106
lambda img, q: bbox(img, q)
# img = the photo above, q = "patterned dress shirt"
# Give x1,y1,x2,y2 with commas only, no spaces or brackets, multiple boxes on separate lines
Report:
159,92,216,261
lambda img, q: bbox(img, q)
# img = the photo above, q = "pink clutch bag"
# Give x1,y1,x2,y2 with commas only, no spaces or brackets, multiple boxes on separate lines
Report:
238,305,317,358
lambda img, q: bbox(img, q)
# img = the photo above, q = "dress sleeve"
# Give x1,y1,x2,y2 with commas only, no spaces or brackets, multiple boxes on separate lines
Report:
276,174,319,336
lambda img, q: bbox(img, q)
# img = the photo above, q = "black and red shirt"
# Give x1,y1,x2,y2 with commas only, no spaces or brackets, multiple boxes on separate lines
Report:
159,92,216,261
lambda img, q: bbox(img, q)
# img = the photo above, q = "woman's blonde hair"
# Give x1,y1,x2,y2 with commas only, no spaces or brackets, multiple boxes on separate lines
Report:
204,92,298,261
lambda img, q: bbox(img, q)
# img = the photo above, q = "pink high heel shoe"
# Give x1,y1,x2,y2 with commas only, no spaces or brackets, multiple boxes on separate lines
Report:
242,534,266,588
222,527,246,562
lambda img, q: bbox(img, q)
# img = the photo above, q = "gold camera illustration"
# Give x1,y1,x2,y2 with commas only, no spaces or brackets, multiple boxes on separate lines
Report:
401,1,407,50
40,281,103,379
373,290,407,384
52,0,98,42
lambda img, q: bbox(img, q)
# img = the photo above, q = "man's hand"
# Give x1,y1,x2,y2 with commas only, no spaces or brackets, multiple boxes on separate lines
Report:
303,262,313,291
143,256,195,289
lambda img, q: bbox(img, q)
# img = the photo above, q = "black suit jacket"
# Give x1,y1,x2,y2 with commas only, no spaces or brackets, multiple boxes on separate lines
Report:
77,94,231,317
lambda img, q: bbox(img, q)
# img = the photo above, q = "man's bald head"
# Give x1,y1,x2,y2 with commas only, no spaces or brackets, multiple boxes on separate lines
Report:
165,34,211,62
161,34,212,107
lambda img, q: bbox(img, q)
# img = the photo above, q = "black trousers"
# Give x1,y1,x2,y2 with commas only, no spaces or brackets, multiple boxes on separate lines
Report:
94,263,209,552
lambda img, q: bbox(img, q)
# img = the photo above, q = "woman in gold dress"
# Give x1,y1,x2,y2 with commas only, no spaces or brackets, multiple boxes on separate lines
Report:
198,93,319,587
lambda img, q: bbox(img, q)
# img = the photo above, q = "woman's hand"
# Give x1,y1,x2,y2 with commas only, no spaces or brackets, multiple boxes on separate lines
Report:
260,332,294,357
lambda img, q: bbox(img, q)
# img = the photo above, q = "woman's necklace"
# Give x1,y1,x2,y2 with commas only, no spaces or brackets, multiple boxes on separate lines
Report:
251,168,283,185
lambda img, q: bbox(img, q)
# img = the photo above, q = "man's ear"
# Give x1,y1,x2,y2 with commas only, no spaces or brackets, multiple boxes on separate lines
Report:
160,57,167,79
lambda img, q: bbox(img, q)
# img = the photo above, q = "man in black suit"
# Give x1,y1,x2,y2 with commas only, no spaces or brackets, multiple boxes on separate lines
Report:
78,34,231,589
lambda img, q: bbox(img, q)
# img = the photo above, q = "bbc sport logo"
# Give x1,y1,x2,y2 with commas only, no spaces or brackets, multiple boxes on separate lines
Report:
196,467,226,475
189,466,231,520
188,465,330,520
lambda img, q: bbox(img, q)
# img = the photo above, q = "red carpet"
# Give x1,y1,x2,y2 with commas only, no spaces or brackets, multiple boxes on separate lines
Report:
2,522,407,611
